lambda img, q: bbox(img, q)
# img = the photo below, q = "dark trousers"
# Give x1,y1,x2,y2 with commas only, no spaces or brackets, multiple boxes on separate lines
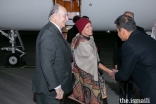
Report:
35,93,64,104
35,91,72,104
119,80,136,104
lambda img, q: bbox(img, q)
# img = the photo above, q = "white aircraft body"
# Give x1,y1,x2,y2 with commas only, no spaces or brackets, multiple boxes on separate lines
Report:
0,0,156,31
0,0,156,66
0,0,52,30
81,0,156,31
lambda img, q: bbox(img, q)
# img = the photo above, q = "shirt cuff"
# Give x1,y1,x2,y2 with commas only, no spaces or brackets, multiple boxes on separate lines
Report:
54,85,61,90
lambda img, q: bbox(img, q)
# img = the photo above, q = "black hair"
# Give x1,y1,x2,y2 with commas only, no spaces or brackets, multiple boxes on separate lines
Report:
82,16,89,19
73,15,81,23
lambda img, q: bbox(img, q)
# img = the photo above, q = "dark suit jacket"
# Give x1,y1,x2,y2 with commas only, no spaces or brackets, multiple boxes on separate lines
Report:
67,25,79,43
113,25,145,69
115,30,156,103
32,22,73,95
137,26,146,34
113,35,123,69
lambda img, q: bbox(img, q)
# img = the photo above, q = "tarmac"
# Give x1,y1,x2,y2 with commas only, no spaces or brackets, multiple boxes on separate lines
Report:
0,31,140,104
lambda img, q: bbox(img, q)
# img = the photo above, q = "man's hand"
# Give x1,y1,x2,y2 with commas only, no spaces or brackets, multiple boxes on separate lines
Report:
109,69,118,79
55,87,64,100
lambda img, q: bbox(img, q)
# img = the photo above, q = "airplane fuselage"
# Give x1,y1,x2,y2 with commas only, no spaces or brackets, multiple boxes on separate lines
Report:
0,0,156,31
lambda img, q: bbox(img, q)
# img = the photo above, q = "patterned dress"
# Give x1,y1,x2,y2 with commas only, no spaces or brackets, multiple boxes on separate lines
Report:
69,34,107,104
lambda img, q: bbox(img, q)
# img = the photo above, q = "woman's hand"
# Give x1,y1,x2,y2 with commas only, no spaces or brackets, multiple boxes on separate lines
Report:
98,63,112,74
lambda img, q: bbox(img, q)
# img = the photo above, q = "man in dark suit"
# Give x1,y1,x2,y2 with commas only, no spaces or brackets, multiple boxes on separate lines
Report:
110,15,156,104
113,11,147,104
32,4,73,104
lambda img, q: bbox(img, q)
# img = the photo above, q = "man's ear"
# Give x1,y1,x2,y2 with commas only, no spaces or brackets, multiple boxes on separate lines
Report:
122,28,130,40
120,28,124,35
52,13,58,21
122,28,127,35
53,13,57,18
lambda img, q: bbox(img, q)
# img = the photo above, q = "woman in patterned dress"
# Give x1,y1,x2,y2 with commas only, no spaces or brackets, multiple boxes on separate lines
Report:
69,18,112,104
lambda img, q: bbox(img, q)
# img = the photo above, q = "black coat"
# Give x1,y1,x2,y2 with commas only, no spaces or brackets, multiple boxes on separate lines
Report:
67,25,79,43
113,26,146,69
32,22,73,95
115,30,156,103
137,26,146,34
113,35,123,69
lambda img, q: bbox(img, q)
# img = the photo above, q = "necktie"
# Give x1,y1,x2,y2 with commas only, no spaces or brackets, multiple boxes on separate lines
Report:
62,33,66,40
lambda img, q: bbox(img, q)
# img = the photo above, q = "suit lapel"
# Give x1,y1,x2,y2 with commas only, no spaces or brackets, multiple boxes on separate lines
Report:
48,22,70,50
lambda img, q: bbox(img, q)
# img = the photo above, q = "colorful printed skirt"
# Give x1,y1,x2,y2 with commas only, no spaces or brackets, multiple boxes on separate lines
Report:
69,63,107,104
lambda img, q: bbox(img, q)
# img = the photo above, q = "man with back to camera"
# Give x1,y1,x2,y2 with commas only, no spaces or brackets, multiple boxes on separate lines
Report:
110,15,156,104
32,4,73,104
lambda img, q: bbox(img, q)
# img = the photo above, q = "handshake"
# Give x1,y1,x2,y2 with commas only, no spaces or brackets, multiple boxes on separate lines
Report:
109,69,118,80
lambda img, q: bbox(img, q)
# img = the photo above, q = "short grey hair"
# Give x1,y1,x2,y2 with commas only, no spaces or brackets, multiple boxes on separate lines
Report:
49,4,60,18
114,15,136,32
123,11,134,18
